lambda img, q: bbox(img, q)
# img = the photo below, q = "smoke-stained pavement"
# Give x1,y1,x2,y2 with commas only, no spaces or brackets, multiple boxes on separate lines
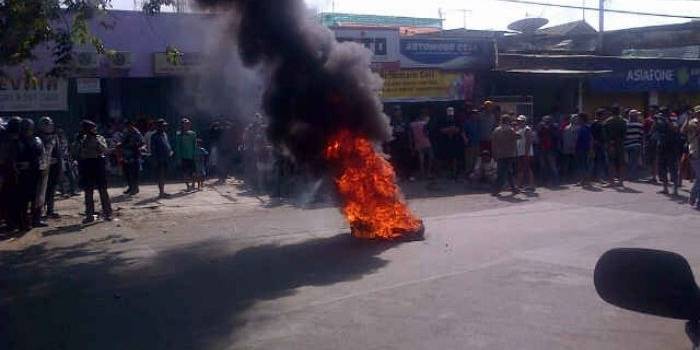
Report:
1,181,698,349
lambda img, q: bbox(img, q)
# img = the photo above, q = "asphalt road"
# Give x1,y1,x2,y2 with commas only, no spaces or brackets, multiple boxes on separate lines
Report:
1,180,699,349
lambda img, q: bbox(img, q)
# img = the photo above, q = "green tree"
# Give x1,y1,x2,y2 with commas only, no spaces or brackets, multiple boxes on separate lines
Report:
0,0,177,75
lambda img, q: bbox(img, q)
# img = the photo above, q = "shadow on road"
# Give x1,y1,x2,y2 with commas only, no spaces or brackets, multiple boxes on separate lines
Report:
132,190,196,206
41,223,86,237
614,186,643,194
1,233,396,350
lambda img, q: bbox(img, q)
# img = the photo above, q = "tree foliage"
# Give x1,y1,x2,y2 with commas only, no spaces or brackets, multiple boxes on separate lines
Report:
0,0,177,75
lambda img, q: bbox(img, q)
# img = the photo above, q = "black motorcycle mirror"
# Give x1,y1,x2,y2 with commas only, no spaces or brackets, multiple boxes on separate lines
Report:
594,248,700,349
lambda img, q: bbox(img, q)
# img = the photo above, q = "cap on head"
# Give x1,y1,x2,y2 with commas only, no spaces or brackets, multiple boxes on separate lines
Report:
156,118,168,126
693,105,700,114
181,118,191,124
481,150,491,157
516,115,527,123
81,119,97,129
542,115,553,123
38,116,54,133
7,116,22,133
20,118,34,133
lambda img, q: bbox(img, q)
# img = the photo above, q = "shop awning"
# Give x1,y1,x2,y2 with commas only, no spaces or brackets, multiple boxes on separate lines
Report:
500,69,613,77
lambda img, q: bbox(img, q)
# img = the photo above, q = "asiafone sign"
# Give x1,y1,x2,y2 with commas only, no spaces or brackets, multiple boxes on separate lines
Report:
590,66,700,92
399,38,495,70
626,69,676,83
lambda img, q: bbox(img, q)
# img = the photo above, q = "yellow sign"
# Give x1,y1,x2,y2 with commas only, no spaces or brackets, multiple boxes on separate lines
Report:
380,69,470,102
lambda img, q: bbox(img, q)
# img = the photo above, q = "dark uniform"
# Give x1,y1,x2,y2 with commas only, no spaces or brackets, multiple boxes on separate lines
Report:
15,120,44,231
44,133,62,217
121,124,144,195
36,117,60,223
653,116,684,194
77,121,113,222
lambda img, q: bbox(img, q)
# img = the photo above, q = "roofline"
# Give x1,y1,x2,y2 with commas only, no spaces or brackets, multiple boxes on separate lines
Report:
500,52,700,62
103,9,217,17
318,12,443,23
330,25,401,31
604,20,700,34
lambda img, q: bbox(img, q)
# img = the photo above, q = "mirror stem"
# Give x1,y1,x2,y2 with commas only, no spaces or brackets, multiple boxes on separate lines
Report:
686,320,700,350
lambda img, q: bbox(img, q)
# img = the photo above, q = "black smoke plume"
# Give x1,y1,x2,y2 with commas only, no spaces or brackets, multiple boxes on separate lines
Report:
195,0,390,170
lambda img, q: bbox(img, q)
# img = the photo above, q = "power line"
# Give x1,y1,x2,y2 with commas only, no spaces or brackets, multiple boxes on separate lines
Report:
493,0,700,19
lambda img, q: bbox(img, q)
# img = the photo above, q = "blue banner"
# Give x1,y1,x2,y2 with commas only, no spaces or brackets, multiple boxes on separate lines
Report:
590,66,700,92
399,38,495,69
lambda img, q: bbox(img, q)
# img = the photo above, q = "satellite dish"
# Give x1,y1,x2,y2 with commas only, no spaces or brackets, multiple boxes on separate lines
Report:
508,17,549,34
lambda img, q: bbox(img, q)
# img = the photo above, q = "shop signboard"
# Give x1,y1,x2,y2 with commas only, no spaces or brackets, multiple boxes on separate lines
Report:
379,69,474,102
154,52,203,75
0,76,68,112
399,38,495,70
77,78,101,94
333,27,400,70
590,66,700,92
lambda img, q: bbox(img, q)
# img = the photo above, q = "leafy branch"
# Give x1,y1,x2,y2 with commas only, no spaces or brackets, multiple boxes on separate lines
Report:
0,0,179,76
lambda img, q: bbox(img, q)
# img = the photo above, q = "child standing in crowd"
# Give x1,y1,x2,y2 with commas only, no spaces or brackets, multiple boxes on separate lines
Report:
194,138,208,191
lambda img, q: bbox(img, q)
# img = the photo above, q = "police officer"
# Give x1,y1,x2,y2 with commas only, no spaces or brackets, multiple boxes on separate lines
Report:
0,117,14,230
15,119,44,231
37,116,62,219
77,120,113,223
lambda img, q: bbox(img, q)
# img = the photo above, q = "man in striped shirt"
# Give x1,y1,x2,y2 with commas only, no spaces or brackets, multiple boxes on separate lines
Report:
625,110,644,180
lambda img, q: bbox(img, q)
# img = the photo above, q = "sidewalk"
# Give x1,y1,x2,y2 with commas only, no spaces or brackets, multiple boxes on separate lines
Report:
0,179,275,245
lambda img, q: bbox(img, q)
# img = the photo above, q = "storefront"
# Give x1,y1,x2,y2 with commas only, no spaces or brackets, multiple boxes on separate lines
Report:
495,54,700,118
589,64,700,111
379,36,496,117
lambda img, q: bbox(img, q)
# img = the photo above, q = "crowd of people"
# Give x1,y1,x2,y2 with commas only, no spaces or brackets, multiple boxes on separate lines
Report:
0,113,274,235
386,102,700,206
2,101,700,235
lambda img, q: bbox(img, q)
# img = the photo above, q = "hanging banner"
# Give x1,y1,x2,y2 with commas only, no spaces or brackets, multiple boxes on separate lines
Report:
399,38,495,69
0,76,68,112
380,69,474,102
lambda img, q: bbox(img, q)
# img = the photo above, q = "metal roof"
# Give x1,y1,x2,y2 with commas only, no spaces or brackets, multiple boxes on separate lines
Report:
318,12,443,29
537,20,597,36
501,69,613,76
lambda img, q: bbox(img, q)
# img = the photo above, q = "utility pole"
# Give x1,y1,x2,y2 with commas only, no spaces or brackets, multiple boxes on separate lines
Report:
440,8,472,29
598,0,605,53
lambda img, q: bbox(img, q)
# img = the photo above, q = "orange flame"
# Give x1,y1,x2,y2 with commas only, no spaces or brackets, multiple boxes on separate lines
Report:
325,130,423,240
